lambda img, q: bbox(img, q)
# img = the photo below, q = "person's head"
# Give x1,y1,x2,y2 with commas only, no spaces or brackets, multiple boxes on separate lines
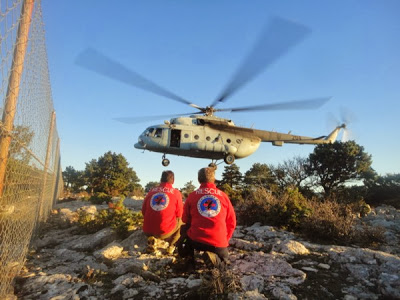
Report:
198,167,215,184
161,170,174,184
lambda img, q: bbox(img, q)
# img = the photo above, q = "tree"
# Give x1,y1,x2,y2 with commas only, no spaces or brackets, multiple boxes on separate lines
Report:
272,156,315,197
144,181,159,193
365,173,400,208
305,141,374,195
243,163,277,191
218,164,244,204
180,180,196,199
84,151,140,197
219,163,243,189
9,125,34,163
62,166,85,193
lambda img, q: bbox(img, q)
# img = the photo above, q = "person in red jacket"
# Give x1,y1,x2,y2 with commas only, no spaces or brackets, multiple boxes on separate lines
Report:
142,170,183,254
178,167,236,267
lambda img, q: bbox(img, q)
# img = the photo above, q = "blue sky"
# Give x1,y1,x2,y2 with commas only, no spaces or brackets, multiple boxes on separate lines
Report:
42,0,400,189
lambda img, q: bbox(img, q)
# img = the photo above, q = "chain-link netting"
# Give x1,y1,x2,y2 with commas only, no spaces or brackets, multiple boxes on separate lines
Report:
0,0,63,296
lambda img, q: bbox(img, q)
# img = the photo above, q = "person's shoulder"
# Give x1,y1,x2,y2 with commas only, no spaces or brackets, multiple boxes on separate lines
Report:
173,187,182,195
218,189,232,202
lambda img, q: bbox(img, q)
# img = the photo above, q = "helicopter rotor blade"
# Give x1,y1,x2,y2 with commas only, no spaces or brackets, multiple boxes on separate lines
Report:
326,107,357,142
211,16,311,108
214,97,330,113
114,112,199,124
76,48,202,110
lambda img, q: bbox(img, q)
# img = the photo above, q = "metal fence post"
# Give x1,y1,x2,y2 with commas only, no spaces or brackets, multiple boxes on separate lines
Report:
38,111,55,221
0,0,35,198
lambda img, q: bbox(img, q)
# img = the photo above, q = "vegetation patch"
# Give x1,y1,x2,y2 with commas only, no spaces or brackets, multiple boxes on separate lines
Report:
77,198,143,237
238,187,385,246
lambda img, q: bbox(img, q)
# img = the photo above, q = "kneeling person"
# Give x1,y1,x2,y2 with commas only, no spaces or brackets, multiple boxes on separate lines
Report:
179,167,236,266
142,170,183,254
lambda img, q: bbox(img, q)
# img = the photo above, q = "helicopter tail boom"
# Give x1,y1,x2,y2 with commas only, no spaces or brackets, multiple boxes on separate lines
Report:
251,124,346,146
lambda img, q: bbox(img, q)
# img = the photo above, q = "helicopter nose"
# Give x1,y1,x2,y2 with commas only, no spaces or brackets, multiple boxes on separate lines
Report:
134,138,146,149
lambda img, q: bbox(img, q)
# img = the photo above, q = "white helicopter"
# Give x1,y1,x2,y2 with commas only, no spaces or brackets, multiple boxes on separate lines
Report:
76,17,346,168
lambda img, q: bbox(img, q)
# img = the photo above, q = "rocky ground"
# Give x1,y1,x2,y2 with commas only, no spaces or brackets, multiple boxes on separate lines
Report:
11,199,400,300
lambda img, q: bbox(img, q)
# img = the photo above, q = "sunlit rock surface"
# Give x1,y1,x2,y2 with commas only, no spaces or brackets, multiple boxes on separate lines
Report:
13,200,400,299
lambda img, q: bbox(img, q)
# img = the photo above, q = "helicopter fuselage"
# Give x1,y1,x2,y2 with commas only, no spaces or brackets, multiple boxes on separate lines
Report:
134,115,345,165
134,116,261,160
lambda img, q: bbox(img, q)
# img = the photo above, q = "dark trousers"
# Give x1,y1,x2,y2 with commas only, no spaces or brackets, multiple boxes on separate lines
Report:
178,236,229,262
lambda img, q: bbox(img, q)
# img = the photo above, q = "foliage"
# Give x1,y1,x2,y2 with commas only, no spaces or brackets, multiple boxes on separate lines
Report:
84,151,141,197
365,173,400,208
218,163,243,189
243,163,278,192
77,198,143,237
273,156,310,191
63,166,85,193
219,183,244,206
299,198,355,243
239,187,312,230
8,125,34,163
144,181,159,193
89,192,112,205
238,187,383,246
305,141,374,195
180,180,196,199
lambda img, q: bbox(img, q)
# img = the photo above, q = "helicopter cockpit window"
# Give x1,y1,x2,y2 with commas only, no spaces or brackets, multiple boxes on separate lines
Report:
154,128,163,138
196,119,205,126
144,128,155,136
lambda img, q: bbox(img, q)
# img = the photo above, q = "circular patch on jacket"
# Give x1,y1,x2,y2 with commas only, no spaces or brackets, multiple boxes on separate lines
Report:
150,193,169,211
197,195,221,218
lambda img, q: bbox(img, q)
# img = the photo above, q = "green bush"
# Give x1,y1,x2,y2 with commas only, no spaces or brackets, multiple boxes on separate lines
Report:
238,187,384,246
89,192,112,205
238,187,311,230
77,198,143,237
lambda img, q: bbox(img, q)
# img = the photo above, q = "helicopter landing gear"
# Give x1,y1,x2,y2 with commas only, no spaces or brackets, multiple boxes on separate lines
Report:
224,154,235,165
162,154,170,167
208,162,217,170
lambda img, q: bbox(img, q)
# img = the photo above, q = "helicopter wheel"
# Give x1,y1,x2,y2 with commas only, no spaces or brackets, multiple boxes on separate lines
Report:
208,162,217,170
224,154,235,165
162,155,170,167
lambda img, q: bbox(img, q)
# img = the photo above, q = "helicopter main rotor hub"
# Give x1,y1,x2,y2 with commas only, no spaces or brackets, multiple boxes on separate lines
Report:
204,106,215,116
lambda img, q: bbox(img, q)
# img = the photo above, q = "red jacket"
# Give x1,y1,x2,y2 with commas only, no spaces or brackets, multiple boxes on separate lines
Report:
182,182,236,247
142,182,183,236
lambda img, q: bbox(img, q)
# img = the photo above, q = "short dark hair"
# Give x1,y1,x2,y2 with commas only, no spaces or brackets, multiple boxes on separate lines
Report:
161,170,174,183
198,167,215,184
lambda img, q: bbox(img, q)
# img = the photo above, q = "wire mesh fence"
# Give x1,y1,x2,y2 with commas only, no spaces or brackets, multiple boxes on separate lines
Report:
0,0,63,296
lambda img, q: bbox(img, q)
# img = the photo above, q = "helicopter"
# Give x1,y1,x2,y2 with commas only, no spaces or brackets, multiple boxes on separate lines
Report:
76,17,346,168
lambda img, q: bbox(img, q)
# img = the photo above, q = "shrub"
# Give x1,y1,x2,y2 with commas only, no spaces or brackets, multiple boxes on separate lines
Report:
237,187,274,226
77,198,143,237
238,187,384,247
89,192,112,205
300,199,355,243
238,187,311,230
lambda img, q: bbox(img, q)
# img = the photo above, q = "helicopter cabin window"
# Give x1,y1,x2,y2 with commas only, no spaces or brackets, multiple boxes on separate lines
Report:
194,135,199,140
206,136,211,141
226,138,231,143
154,128,163,138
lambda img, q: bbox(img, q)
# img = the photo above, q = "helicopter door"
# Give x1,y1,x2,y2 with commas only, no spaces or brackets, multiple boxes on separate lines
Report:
170,129,181,148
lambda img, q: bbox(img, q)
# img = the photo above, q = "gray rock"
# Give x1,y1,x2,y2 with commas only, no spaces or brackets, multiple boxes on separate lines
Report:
93,242,124,261
65,227,117,251
272,240,310,256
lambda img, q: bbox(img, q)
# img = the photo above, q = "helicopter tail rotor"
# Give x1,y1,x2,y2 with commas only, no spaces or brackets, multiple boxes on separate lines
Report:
327,108,356,142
